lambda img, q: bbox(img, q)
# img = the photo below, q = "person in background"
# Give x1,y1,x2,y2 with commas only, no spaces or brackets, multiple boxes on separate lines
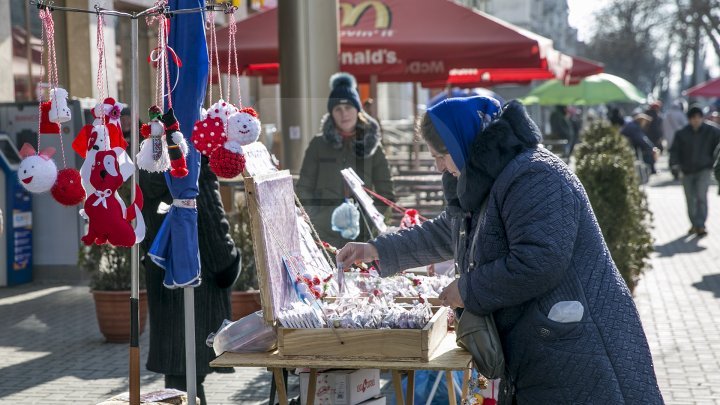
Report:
621,113,657,174
338,96,663,404
296,72,395,248
663,100,688,180
549,105,574,157
140,157,241,405
644,101,664,152
672,106,720,236
608,107,626,127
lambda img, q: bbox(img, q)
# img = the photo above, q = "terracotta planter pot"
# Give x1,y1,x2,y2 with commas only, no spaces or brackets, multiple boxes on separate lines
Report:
92,290,148,343
231,290,262,321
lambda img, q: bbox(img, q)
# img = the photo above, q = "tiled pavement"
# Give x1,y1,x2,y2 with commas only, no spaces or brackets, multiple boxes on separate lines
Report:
1,162,720,404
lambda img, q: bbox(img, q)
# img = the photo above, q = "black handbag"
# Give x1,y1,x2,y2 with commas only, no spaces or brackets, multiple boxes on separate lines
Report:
454,199,506,379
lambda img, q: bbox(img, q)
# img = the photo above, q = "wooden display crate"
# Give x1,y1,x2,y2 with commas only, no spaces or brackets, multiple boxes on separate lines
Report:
244,170,449,362
278,306,448,362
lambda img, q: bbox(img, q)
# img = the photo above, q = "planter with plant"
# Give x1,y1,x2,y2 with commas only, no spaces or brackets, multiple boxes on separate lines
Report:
575,121,654,293
229,196,261,320
79,242,148,343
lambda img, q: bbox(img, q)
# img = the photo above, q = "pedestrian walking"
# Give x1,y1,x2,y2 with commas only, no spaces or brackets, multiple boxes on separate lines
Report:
338,96,663,404
621,112,657,174
645,101,665,152
663,100,687,179
670,106,720,237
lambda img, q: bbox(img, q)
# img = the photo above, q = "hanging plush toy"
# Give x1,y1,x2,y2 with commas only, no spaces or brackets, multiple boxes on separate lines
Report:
209,107,261,178
191,116,225,157
160,108,189,178
137,105,170,173
48,87,72,124
192,99,237,157
51,168,85,206
39,101,61,134
224,107,261,153
17,143,58,193
81,149,145,247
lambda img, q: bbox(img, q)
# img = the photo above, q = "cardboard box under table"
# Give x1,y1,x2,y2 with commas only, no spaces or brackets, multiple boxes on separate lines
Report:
209,170,473,405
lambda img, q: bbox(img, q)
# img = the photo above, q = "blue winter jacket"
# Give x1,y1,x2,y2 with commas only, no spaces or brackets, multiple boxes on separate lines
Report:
371,101,663,404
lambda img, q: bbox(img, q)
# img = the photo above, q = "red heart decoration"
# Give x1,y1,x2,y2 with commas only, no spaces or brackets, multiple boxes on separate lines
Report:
190,116,226,157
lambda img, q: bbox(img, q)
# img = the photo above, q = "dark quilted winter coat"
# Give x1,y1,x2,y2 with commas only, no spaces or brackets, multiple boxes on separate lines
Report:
371,101,663,404
140,157,240,376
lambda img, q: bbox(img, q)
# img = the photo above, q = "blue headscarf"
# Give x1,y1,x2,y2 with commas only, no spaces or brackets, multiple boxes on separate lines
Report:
427,96,502,171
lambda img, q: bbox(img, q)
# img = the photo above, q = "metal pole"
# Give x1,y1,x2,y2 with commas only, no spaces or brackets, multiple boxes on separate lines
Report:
129,15,141,405
24,0,33,100
184,288,197,405
412,82,420,169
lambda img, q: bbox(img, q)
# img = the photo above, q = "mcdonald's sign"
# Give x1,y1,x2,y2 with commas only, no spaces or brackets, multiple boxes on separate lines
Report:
340,1,392,29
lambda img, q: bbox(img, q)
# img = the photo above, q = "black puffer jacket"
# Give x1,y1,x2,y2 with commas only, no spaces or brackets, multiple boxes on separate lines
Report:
140,157,240,376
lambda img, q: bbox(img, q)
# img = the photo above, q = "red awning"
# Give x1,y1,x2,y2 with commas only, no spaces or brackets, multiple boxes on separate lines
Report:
686,77,720,98
566,56,604,84
422,55,601,89
213,0,562,83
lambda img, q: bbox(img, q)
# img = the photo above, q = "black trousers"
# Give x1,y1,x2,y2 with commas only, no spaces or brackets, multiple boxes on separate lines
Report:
165,374,207,405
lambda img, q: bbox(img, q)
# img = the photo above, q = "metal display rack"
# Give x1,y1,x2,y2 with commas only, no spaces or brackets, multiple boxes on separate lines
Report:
29,1,232,403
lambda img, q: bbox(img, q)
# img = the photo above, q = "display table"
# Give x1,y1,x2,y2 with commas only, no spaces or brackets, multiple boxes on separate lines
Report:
211,333,472,405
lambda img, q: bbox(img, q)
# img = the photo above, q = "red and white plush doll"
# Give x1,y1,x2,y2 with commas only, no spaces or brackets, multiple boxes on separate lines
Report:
80,124,134,195
101,97,124,129
81,149,145,247
161,108,189,178
137,105,170,173
17,143,58,193
72,104,127,158
209,107,261,178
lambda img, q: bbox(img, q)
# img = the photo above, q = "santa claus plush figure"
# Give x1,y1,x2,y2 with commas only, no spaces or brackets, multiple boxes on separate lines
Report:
137,105,170,173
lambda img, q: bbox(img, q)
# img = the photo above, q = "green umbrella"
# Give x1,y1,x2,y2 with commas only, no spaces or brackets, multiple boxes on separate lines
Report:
521,73,646,105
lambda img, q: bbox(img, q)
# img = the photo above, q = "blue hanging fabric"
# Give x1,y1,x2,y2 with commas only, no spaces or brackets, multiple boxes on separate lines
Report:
148,0,208,288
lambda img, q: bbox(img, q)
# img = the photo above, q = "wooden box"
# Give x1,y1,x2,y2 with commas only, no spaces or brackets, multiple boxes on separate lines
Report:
244,171,448,362
277,306,448,362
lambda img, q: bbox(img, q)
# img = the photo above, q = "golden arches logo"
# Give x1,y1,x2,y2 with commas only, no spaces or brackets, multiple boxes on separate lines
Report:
340,1,392,29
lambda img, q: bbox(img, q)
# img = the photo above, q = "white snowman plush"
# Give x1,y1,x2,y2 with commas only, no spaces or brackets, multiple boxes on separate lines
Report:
48,87,71,124
17,143,58,193
224,107,261,154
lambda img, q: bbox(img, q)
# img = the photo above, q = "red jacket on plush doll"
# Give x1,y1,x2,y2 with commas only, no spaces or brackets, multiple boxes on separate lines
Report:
81,149,145,247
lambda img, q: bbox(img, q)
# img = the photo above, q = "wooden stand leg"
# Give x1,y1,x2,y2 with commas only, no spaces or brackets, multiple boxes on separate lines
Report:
461,368,471,400
406,370,415,405
392,370,405,405
272,368,288,405
446,371,457,405
306,369,318,405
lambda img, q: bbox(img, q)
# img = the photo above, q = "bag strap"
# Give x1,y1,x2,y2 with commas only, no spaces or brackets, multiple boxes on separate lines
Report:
468,198,489,272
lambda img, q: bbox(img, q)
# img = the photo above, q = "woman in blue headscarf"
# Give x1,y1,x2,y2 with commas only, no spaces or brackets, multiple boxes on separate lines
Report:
338,97,662,404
